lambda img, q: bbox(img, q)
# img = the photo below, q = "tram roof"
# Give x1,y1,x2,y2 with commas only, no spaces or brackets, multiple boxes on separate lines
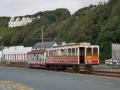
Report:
27,50,46,54
47,42,99,50
53,42,90,47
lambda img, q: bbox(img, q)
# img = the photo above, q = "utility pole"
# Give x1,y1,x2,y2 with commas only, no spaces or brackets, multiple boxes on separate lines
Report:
1,42,4,64
42,26,44,49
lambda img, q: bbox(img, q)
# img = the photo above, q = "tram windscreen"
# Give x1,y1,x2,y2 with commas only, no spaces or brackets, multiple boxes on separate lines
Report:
93,48,98,56
86,48,92,56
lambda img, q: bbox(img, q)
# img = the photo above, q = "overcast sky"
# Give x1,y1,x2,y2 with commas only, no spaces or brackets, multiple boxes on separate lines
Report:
0,0,108,17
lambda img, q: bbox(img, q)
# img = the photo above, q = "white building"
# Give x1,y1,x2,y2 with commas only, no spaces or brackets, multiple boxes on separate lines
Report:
2,46,32,63
8,17,33,28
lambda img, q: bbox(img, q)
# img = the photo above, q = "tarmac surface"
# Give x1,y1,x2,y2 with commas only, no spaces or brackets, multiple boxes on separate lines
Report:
0,66,120,90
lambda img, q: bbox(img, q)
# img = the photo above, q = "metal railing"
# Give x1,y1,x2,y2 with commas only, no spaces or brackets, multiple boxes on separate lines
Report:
93,61,120,72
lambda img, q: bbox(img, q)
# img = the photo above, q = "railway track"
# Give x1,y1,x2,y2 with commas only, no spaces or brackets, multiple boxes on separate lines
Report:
91,71,120,78
60,68,120,78
1,64,120,78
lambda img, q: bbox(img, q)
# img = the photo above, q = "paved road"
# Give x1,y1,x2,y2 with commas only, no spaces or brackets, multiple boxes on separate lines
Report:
0,66,120,90
0,80,33,90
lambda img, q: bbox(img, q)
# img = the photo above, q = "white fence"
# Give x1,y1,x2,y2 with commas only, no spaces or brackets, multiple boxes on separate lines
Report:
0,46,32,63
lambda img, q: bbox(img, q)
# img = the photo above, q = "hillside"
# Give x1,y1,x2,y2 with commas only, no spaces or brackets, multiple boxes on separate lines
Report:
0,27,16,38
0,8,71,46
0,0,120,60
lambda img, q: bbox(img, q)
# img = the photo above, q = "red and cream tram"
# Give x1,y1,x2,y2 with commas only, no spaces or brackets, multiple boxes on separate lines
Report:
46,43,99,65
27,43,99,72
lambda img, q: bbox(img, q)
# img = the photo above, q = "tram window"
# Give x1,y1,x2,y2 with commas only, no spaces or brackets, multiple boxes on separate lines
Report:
49,50,53,56
63,49,67,56
49,50,51,56
54,50,57,56
61,49,63,56
55,50,57,56
50,50,51,56
52,50,55,56
75,48,78,56
48,50,49,56
57,50,59,56
72,48,75,56
61,49,66,56
46,51,48,56
80,48,84,56
58,49,61,56
93,48,98,56
52,50,54,56
86,48,92,56
68,48,71,56
53,50,55,56
64,49,68,56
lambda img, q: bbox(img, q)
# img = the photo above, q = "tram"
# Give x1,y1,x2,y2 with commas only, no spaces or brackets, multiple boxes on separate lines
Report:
27,42,99,72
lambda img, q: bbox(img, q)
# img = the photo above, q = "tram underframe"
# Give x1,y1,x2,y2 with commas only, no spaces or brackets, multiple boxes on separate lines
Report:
46,64,92,73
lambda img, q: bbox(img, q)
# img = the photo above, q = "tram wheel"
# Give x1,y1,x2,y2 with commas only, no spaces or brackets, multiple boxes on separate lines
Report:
72,65,78,72
86,65,92,74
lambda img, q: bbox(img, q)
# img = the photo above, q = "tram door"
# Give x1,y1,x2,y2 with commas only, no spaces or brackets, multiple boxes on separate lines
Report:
79,47,85,64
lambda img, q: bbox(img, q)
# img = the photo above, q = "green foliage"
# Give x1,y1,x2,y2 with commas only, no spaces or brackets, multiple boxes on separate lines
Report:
0,17,10,27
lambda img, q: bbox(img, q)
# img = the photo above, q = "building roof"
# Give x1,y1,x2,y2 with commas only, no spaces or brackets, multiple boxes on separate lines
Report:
33,41,63,49
3,46,32,54
56,42,63,45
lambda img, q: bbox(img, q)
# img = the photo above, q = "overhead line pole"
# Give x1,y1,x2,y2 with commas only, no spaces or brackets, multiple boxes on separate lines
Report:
1,42,4,64
42,26,44,49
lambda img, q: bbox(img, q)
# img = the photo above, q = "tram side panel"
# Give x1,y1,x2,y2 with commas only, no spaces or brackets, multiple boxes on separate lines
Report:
46,56,78,65
46,48,79,65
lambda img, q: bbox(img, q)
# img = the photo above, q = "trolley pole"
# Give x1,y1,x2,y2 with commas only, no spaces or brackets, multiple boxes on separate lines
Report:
42,26,44,49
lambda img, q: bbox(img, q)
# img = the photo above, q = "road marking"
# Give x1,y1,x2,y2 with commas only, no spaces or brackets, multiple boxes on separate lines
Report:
7,86,11,88
83,79,114,86
104,83,113,85
84,80,89,81
0,80,34,90
66,77,73,80
40,74,46,76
